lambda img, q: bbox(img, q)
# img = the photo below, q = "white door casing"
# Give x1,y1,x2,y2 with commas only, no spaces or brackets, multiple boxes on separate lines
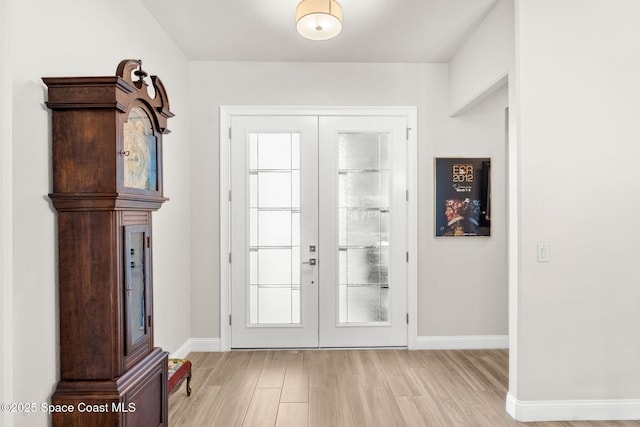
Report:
221,107,418,350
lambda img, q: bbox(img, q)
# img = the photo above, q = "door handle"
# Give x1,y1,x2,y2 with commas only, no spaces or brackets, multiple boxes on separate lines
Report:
302,258,316,266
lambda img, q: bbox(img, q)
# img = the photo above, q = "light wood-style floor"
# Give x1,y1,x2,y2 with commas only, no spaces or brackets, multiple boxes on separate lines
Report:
168,349,640,427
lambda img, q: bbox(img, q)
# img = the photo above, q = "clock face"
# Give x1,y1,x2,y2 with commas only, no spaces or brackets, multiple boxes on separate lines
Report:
123,107,157,190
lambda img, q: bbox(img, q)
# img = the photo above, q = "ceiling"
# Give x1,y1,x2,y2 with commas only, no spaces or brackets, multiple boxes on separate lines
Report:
140,0,498,63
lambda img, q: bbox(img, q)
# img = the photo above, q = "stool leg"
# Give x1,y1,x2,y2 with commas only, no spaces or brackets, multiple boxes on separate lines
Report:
186,371,192,396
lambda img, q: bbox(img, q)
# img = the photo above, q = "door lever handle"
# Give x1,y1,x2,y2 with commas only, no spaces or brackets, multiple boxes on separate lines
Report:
302,258,316,266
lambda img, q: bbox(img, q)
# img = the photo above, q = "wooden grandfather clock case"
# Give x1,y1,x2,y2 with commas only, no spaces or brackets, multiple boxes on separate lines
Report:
44,59,174,427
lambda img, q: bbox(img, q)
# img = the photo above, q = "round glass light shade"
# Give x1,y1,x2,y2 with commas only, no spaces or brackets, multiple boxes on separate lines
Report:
296,0,343,41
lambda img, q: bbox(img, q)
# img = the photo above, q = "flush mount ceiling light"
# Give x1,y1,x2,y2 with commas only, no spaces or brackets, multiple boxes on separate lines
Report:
296,0,343,41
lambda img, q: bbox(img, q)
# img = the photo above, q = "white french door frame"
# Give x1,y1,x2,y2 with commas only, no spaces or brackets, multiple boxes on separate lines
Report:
219,106,418,351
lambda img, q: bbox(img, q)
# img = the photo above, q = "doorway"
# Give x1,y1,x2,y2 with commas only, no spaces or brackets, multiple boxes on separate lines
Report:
221,107,418,349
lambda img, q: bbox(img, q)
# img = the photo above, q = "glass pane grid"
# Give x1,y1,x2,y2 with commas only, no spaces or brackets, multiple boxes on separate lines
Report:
248,132,302,326
338,132,391,324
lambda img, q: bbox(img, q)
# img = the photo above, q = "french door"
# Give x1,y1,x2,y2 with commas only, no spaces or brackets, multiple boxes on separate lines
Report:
230,113,408,348
230,116,319,348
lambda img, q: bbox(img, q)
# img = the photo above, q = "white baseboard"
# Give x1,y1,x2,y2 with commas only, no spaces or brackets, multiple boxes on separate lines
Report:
170,336,507,355
506,393,640,422
170,338,221,358
415,335,508,350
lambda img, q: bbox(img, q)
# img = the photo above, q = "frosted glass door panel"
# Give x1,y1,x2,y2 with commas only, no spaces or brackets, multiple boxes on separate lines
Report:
249,133,300,324
250,133,295,170
339,210,389,247
339,285,389,323
338,133,390,170
258,211,292,246
338,132,390,324
339,172,390,208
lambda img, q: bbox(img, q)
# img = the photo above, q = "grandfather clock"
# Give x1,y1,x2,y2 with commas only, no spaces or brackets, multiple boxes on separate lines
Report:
44,59,174,426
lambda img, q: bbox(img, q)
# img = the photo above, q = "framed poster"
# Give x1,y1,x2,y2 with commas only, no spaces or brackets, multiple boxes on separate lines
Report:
435,157,491,237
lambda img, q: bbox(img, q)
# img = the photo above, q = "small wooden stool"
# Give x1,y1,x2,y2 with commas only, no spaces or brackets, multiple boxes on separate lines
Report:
168,359,192,396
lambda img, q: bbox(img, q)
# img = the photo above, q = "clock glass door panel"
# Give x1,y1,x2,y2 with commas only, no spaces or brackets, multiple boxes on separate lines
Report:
124,107,158,191
124,225,150,358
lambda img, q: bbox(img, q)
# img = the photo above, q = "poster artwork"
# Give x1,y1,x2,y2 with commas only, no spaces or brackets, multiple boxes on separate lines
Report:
435,158,491,237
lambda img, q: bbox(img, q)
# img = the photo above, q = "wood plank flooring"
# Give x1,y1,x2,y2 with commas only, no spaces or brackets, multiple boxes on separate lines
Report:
169,349,640,427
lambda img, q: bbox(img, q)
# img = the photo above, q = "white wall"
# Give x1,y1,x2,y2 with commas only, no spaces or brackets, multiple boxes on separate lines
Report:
510,0,640,420
448,0,514,116
7,1,191,425
188,61,508,341
446,0,520,392
1,1,15,426
420,84,508,338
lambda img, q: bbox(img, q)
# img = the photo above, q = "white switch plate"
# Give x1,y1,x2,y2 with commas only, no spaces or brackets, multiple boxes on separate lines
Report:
537,243,550,262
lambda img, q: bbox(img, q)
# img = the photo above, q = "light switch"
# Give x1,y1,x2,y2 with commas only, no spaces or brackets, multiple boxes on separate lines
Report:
537,243,550,262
